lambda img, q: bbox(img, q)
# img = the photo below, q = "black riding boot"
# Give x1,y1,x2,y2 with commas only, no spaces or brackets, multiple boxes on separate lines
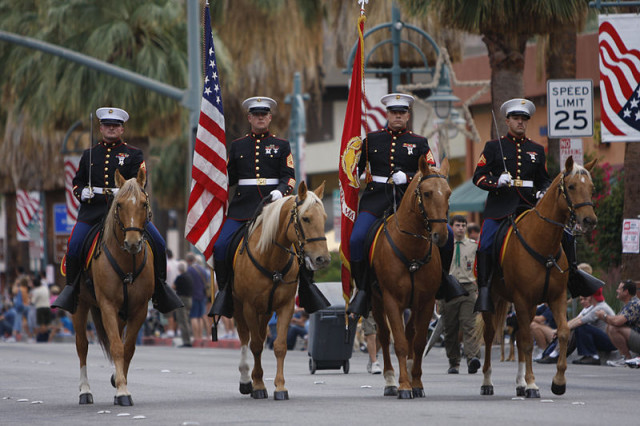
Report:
209,259,234,318
298,264,330,313
151,247,184,314
346,260,370,316
562,235,604,298
436,244,468,302
52,256,82,314
474,251,494,313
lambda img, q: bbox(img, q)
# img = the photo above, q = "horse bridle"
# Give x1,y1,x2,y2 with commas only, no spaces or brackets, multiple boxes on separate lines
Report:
101,190,152,321
532,169,594,234
112,191,152,250
243,196,326,314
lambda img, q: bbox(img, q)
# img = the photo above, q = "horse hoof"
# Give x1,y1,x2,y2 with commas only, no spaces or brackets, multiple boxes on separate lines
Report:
114,395,133,406
397,389,414,399
480,385,494,396
110,374,116,388
79,393,93,405
525,388,540,399
251,389,268,399
384,386,398,397
239,382,253,395
551,382,566,396
274,390,289,401
412,388,425,398
516,386,526,397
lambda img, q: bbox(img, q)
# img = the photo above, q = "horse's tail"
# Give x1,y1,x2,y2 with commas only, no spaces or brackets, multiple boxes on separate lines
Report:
90,305,113,363
472,298,510,344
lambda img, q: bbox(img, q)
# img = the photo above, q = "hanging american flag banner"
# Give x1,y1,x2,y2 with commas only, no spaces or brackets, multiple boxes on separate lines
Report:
599,14,640,142
64,156,80,223
362,78,387,132
16,190,41,242
185,3,227,266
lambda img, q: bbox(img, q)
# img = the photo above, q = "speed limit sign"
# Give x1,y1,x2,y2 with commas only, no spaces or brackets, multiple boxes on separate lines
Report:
547,79,593,138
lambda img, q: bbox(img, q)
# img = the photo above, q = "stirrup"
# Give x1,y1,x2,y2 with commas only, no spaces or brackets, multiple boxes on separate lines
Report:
346,290,369,317
51,284,78,314
208,286,234,318
474,287,494,313
567,269,604,298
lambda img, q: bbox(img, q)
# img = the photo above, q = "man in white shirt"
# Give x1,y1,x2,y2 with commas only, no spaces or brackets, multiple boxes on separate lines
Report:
570,288,616,365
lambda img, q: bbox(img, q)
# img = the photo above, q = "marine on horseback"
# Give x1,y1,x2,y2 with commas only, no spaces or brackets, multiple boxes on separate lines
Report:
209,96,328,321
472,98,601,314
346,93,465,318
52,107,182,315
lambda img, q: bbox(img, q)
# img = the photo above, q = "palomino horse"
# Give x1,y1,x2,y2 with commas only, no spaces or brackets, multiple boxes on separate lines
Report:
233,182,330,400
71,168,154,406
478,156,597,398
370,157,451,399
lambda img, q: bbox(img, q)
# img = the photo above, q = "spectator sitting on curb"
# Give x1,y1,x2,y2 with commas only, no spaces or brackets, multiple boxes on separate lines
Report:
595,280,640,367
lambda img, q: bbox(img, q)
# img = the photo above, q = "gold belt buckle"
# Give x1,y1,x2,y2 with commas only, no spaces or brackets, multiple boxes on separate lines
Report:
256,178,267,185
513,179,523,187
104,188,113,195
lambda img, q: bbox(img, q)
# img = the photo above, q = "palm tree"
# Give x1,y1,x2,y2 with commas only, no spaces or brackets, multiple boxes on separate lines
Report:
399,0,589,137
0,0,190,192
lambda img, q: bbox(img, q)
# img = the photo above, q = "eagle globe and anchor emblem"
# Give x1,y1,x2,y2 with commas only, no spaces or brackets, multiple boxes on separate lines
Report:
340,136,365,188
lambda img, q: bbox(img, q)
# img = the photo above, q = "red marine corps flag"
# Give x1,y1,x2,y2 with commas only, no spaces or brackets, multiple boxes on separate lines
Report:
339,4,367,303
185,3,227,266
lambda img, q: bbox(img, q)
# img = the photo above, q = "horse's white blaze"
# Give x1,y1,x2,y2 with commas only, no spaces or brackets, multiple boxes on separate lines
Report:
383,370,397,387
516,362,526,388
437,189,443,196
239,345,251,383
79,365,91,395
482,367,493,387
580,176,586,183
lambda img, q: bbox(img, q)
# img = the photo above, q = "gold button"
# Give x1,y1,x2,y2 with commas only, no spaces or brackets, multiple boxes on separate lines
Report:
393,136,397,140
107,148,111,152
104,167,108,171
256,166,260,170
105,181,109,185
256,139,261,143
518,162,521,166
256,173,261,177
256,159,260,163
105,160,109,164
390,156,394,160
106,154,110,158
390,162,395,167
391,149,395,153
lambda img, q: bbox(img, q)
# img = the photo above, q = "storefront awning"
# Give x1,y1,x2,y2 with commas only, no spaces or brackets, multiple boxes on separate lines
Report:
449,179,487,212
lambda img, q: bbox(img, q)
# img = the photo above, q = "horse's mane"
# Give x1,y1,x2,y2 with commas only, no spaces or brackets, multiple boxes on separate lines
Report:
250,191,324,254
103,178,145,242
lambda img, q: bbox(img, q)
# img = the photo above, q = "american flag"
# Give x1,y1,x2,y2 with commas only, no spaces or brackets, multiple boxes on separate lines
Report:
16,190,41,242
64,156,80,223
185,3,227,266
599,15,640,142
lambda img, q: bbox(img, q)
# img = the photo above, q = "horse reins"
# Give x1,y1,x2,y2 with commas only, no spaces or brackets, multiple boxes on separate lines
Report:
383,172,448,307
100,190,152,321
510,169,594,303
243,196,326,314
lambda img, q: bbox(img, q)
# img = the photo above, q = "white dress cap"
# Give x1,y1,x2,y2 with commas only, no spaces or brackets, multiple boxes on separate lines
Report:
500,98,536,118
380,93,415,111
96,107,129,124
242,97,277,113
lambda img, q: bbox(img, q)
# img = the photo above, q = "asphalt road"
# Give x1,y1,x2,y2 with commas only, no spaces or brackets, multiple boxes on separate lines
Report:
1,341,637,425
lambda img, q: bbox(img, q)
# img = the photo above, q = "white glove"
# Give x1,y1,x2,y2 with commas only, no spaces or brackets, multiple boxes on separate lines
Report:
497,173,512,188
81,187,94,201
269,189,283,201
536,190,545,199
391,170,407,185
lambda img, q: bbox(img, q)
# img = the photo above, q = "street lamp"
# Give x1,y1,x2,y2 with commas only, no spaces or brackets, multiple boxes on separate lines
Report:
426,64,460,119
